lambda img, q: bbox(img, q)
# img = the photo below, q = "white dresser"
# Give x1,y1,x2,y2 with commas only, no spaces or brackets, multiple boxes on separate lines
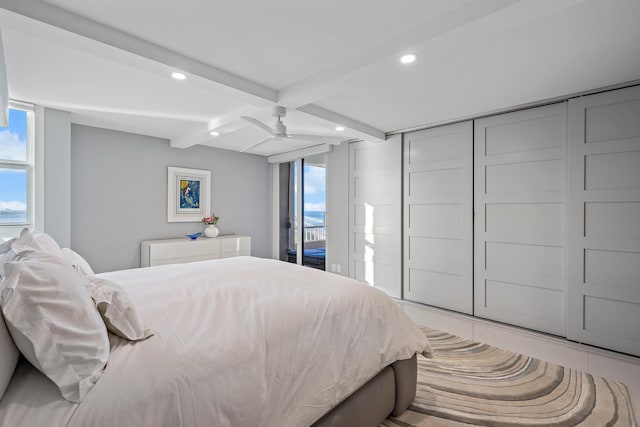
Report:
140,235,251,267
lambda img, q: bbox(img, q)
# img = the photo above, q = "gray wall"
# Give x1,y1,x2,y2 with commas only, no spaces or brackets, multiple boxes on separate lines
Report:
325,142,350,276
43,108,71,247
70,124,271,273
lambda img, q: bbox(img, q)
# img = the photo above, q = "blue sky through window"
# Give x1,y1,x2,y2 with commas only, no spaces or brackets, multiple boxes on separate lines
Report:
303,163,325,211
293,162,327,227
303,163,325,227
7,109,27,140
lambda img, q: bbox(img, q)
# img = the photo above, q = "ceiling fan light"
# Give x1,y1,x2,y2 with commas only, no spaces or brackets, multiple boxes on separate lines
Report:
209,130,219,136
335,126,345,131
171,72,186,80
400,54,417,64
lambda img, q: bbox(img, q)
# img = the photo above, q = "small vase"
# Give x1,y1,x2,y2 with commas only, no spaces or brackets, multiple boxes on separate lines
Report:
204,225,219,238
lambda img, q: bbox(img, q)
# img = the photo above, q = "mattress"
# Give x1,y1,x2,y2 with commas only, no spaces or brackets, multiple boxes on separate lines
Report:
0,256,430,426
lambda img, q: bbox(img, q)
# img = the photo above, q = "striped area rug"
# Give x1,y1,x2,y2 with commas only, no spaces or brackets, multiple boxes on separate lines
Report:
383,328,635,426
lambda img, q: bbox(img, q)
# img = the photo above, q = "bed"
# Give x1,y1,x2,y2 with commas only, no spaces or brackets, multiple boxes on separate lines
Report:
0,231,431,427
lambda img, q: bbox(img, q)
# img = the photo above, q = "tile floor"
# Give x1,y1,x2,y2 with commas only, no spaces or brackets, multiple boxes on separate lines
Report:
396,300,640,424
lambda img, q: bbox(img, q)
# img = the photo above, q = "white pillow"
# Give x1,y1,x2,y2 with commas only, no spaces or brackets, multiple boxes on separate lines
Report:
0,309,19,401
0,254,109,403
0,237,14,252
1,228,63,280
85,276,153,341
62,248,95,277
0,237,17,279
10,228,63,258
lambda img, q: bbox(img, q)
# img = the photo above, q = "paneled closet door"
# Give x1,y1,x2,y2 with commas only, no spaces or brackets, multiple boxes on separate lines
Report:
349,137,402,298
568,85,640,357
403,121,473,314
474,103,567,336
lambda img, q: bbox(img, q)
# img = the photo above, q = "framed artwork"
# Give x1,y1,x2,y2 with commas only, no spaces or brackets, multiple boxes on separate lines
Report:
167,166,211,222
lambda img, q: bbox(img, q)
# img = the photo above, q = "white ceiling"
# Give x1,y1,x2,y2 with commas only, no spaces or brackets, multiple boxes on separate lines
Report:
0,0,639,156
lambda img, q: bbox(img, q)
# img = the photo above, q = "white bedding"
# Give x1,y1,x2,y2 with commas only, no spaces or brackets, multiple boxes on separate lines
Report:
0,256,431,427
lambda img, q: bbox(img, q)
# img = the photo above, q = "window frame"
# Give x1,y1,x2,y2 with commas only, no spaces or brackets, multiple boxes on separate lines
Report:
0,100,37,239
270,147,329,269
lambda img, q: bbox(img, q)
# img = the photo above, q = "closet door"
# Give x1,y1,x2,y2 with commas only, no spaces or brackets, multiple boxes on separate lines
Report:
403,121,473,314
567,85,640,356
349,137,402,298
474,103,567,335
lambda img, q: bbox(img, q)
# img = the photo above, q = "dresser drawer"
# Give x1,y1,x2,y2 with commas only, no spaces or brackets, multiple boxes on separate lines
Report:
150,254,221,266
149,239,220,261
220,236,251,253
141,235,251,267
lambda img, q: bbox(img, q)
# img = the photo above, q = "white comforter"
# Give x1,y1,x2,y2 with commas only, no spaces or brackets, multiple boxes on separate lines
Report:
0,256,431,427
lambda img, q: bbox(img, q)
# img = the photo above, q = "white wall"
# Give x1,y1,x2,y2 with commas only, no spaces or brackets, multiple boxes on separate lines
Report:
325,141,349,275
43,108,71,247
70,124,272,273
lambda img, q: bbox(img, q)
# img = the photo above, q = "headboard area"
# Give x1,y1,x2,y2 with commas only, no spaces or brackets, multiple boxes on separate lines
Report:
0,308,20,400
1,235,21,401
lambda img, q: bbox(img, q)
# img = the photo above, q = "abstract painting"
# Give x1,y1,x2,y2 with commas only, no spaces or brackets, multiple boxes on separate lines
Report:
179,179,200,209
167,167,210,222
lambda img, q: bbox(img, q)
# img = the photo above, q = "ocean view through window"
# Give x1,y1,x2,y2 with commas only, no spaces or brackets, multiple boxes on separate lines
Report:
0,168,26,223
301,156,326,269
0,103,35,237
304,211,325,227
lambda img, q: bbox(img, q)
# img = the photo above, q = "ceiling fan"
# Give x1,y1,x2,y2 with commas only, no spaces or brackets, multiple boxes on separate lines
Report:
240,106,346,152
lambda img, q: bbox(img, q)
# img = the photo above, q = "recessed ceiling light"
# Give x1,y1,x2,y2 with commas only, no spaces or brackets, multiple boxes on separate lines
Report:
400,54,417,64
335,126,345,131
209,130,219,137
171,72,186,80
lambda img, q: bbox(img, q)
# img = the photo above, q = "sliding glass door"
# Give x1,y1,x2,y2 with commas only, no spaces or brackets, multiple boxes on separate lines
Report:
276,155,326,270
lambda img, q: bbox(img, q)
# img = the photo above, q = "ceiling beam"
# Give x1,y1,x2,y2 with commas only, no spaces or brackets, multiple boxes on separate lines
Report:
267,144,333,164
170,105,265,148
170,124,211,149
0,0,277,104
207,105,263,133
296,104,385,142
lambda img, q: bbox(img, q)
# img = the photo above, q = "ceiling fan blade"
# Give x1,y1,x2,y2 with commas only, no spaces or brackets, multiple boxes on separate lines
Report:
240,136,273,153
288,134,346,145
241,116,275,134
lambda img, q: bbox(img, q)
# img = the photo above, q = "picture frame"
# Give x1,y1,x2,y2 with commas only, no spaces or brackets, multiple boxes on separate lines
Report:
167,166,210,222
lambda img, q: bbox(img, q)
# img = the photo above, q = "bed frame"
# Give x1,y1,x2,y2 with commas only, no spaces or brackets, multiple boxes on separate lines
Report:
312,354,417,427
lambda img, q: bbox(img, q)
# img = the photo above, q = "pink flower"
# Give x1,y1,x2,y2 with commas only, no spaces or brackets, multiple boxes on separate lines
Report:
202,212,220,225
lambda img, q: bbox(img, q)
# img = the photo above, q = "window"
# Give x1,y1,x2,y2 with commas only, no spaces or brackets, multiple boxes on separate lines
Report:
0,101,36,238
